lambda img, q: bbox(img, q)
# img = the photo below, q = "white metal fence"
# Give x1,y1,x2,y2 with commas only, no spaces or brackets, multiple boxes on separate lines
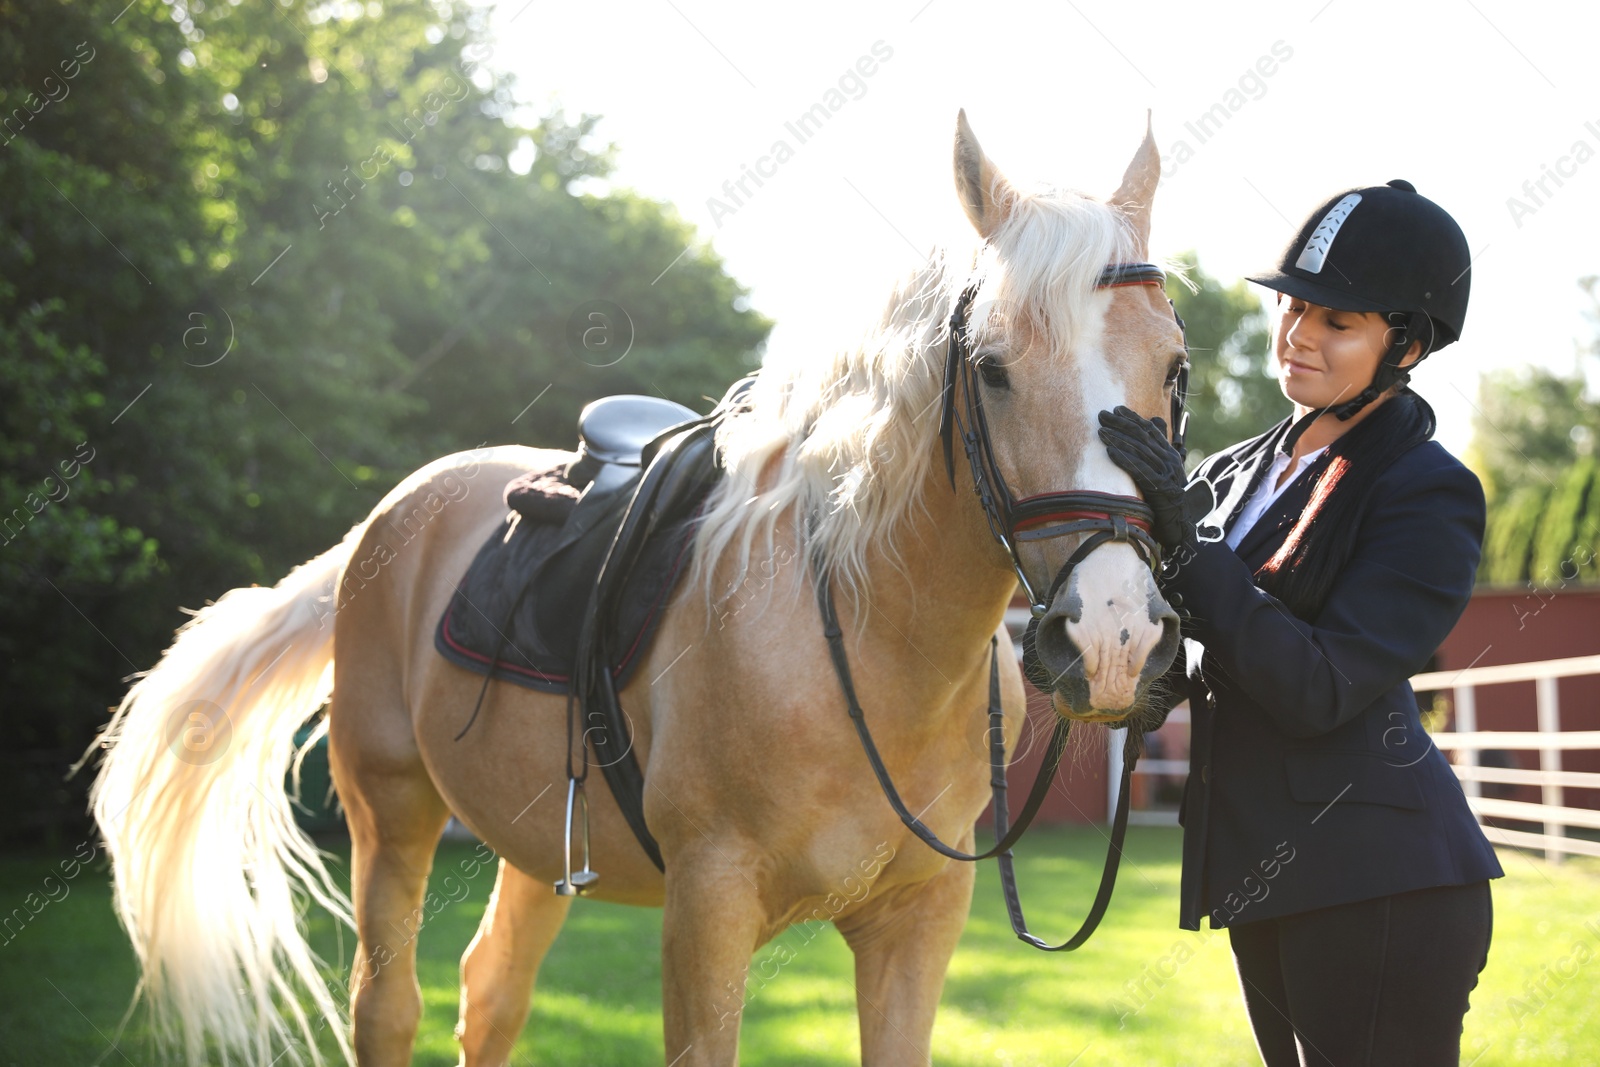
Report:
1414,653,1600,864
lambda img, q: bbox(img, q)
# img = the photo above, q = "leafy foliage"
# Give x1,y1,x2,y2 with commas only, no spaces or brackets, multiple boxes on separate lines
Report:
1478,458,1600,588
0,0,768,843
1166,252,1289,466
1469,277,1600,587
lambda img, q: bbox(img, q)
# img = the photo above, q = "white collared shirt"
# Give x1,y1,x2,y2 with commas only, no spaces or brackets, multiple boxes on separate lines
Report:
1224,445,1329,550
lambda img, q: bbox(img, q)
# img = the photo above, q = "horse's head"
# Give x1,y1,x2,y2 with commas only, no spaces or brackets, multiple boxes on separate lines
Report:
949,111,1182,723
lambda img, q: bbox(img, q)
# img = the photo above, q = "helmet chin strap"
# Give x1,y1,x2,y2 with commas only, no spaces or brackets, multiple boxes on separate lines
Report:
1279,311,1434,455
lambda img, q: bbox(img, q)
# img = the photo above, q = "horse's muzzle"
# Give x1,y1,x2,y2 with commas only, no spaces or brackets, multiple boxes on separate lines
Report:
1024,580,1179,721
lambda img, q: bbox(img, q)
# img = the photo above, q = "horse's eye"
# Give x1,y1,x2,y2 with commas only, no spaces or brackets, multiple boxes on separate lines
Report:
976,358,1010,389
1164,358,1188,388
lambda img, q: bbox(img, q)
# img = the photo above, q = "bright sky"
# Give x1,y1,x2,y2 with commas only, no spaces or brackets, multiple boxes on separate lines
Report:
487,0,1600,457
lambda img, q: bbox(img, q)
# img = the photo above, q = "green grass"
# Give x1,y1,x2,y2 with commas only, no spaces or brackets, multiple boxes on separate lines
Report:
2,827,1596,1064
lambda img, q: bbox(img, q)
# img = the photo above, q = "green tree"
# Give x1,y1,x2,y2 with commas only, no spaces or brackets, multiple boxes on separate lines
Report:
1478,460,1600,588
0,0,769,843
1465,367,1600,502
1469,277,1600,585
1167,252,1289,465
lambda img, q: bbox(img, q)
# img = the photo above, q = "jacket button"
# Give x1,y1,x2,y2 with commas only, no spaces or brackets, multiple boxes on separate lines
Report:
1201,765,1211,785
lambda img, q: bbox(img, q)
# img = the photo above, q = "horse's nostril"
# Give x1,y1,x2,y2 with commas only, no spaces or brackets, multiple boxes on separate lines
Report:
1140,610,1181,682
1024,614,1088,703
1021,616,1059,691
1031,613,1092,713
1030,613,1082,687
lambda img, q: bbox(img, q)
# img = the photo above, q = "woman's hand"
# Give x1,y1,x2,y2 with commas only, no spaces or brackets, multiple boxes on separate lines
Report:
1097,405,1212,556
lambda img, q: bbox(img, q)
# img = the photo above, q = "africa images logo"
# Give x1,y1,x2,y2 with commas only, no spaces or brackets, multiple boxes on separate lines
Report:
704,40,895,227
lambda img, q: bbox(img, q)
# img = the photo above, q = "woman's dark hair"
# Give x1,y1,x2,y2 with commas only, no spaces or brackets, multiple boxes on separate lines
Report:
1255,387,1437,619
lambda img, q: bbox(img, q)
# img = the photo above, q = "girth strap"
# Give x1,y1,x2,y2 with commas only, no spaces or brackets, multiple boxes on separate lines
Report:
813,550,1140,949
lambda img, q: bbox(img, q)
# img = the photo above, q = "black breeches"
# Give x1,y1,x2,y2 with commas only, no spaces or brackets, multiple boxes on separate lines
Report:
1228,881,1493,1067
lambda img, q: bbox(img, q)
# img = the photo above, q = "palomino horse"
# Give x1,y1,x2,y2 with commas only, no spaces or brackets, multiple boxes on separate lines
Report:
90,112,1185,1066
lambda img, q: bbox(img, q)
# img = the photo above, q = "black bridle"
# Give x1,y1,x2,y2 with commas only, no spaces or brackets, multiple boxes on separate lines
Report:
814,260,1190,951
937,261,1188,616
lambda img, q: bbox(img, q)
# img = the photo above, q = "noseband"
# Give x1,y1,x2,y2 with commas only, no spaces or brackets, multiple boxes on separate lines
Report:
936,262,1189,617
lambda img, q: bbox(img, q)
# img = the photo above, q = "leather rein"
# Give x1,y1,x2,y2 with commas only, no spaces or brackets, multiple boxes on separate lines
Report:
813,261,1189,951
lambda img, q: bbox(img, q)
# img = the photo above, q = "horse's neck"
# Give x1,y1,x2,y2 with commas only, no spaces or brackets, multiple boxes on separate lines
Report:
850,448,1017,686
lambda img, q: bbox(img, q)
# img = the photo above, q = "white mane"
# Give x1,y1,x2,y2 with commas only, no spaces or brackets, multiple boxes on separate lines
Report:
692,184,1140,604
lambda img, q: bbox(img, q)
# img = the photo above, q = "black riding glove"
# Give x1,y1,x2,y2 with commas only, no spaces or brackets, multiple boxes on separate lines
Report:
1096,406,1214,560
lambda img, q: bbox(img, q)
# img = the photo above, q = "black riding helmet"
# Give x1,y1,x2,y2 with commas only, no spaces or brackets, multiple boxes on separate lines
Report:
1247,179,1472,449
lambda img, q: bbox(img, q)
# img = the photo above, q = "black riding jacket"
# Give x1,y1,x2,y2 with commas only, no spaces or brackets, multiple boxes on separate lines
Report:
1154,411,1504,931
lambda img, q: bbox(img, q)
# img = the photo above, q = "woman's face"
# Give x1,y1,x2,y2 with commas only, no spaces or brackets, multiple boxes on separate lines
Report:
1272,295,1404,410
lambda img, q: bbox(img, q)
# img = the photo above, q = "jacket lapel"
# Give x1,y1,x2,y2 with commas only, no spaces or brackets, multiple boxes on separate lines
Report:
1194,420,1286,544
1233,463,1323,564
1200,451,1266,537
1190,417,1335,567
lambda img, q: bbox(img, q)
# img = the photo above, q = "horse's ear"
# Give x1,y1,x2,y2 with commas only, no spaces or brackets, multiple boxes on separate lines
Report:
1110,111,1160,257
954,109,1015,239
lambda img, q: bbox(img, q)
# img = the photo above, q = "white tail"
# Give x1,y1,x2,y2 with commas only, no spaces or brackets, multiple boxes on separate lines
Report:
89,520,369,1066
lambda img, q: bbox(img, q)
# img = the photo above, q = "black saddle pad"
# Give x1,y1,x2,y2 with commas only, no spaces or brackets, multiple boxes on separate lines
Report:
434,463,704,693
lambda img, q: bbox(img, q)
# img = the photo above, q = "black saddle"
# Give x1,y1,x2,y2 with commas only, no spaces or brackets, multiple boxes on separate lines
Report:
435,380,754,870
435,394,709,691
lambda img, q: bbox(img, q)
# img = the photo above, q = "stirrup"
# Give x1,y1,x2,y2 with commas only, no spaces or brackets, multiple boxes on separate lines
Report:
554,777,599,897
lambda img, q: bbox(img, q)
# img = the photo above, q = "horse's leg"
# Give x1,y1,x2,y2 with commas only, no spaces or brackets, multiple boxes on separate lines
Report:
456,858,572,1066
332,730,452,1066
835,854,977,1067
661,840,768,1066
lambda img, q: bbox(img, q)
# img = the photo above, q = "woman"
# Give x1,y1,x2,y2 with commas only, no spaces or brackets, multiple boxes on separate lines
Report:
1098,180,1503,1067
